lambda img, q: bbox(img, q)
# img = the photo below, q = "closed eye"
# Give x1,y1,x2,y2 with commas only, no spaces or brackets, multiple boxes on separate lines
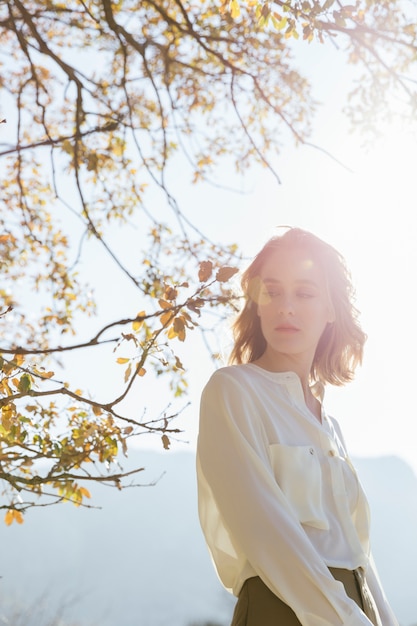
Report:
297,291,316,298
262,290,281,298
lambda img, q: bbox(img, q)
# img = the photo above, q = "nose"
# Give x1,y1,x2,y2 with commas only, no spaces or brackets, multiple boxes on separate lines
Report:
277,294,295,316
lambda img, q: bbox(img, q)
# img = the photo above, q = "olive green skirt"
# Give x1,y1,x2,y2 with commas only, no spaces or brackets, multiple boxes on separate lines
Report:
230,568,380,626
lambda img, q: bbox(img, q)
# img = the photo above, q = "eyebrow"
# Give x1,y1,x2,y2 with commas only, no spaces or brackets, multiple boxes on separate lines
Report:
262,278,320,288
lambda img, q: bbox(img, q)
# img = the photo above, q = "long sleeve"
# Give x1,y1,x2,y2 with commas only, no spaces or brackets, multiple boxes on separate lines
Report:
197,369,375,626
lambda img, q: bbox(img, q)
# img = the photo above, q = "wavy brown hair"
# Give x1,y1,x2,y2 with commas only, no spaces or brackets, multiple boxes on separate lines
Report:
229,228,367,386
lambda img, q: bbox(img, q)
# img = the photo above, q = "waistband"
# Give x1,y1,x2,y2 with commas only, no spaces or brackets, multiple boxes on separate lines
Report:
329,567,381,626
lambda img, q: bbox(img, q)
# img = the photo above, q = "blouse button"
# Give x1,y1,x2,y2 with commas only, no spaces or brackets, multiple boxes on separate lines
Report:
328,450,336,457
309,448,314,455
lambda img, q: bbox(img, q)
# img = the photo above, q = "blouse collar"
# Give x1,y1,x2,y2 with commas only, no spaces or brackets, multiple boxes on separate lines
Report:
244,363,326,417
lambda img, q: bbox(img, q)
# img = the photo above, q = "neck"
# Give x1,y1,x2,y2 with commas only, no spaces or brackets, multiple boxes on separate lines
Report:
255,348,312,388
254,349,322,422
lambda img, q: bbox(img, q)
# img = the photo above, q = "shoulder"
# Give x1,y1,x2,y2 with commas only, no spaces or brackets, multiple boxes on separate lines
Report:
199,365,266,434
201,364,260,407
203,364,258,393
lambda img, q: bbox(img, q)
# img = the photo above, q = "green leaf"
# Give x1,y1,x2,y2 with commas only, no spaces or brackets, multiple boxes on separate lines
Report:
18,373,32,393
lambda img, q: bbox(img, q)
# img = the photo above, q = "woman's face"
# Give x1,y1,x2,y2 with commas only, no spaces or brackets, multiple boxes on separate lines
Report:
256,246,334,367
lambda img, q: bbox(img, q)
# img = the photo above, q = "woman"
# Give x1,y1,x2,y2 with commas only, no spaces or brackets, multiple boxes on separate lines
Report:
196,228,398,626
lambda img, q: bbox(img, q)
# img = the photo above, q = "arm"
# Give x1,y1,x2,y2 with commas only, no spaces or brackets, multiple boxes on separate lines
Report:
197,370,374,626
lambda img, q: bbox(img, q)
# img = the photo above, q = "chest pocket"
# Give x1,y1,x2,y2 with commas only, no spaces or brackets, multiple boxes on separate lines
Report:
269,444,329,530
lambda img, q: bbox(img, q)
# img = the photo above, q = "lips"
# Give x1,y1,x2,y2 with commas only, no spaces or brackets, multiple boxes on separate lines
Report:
275,324,300,332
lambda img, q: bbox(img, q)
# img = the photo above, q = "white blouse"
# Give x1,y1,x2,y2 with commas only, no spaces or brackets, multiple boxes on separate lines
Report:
197,364,398,626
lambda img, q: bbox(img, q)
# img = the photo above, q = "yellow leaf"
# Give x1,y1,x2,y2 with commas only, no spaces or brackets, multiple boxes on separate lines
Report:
216,266,239,283
198,260,213,282
230,0,240,18
132,311,145,332
14,354,24,366
1,380,13,396
158,299,171,310
4,509,23,525
138,367,146,377
124,363,132,383
33,367,54,379
160,311,174,327
79,487,91,499
173,318,186,341
276,16,288,29
112,140,125,157
164,286,178,301
2,404,15,428
116,358,130,364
